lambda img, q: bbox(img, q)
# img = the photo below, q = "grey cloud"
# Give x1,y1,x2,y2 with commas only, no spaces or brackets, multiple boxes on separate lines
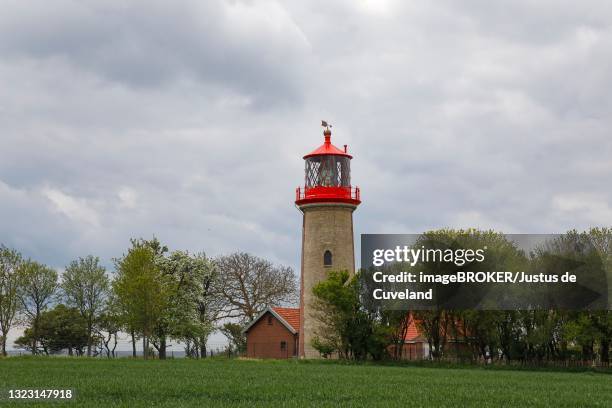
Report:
1,0,611,283
0,0,310,107
440,0,612,44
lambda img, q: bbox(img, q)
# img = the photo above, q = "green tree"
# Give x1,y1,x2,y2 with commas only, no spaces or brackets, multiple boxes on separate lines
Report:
413,309,454,360
412,229,527,360
96,295,122,359
381,310,412,360
457,310,500,362
15,304,88,355
220,322,246,354
0,245,23,356
585,227,612,364
311,270,353,358
495,310,522,362
113,245,170,359
17,260,58,354
62,255,110,356
131,237,169,358
311,270,387,360
531,229,611,364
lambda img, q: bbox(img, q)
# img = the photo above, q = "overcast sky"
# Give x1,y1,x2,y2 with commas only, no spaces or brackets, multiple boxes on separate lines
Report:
2,0,612,281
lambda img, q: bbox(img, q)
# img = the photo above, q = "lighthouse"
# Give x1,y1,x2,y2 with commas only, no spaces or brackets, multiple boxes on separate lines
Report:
295,123,361,358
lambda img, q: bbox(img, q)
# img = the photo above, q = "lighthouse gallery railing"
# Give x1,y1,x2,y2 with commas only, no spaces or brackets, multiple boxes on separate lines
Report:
295,186,360,202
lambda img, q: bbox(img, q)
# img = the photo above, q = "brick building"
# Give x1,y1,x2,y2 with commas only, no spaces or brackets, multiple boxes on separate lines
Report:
243,307,435,360
390,315,429,360
242,307,300,359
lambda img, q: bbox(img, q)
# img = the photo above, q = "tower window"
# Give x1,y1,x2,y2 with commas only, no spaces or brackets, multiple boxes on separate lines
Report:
324,250,332,267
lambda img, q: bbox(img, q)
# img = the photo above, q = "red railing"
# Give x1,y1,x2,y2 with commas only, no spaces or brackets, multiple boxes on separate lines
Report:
295,186,360,202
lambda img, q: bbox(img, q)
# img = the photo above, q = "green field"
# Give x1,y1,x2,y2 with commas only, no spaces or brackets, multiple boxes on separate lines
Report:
0,358,610,407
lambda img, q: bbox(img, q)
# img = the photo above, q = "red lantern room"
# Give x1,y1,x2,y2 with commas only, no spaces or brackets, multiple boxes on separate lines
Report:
295,123,361,206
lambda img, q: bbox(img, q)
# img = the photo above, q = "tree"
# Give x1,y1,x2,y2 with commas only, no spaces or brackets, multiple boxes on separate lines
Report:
130,237,169,358
15,304,88,355
159,251,223,359
96,297,122,359
62,255,110,356
191,253,224,358
219,322,246,354
113,245,170,359
411,229,528,360
312,270,357,358
382,310,412,360
530,229,611,364
216,252,298,321
457,310,500,362
413,309,453,360
0,245,23,356
17,260,58,354
585,227,612,364
311,270,387,360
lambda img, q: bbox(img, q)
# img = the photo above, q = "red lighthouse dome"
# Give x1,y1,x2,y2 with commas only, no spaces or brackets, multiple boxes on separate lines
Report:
295,126,361,206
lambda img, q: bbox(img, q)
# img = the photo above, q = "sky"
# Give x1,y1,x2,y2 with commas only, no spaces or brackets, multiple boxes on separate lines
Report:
1,1,612,348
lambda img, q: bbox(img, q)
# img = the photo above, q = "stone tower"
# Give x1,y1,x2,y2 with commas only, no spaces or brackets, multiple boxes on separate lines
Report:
295,124,360,358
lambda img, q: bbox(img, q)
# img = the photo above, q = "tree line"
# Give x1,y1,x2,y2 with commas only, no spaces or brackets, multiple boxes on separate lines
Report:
0,238,297,358
311,228,612,366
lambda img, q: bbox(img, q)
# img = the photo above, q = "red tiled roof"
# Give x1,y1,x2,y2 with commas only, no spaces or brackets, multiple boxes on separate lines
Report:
403,313,468,342
405,318,423,341
273,307,300,332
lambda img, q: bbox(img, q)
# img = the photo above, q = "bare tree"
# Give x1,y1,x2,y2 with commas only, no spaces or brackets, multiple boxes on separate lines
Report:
215,252,298,322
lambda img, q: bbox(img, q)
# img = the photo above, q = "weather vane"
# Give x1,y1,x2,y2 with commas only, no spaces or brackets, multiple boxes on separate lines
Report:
321,120,332,131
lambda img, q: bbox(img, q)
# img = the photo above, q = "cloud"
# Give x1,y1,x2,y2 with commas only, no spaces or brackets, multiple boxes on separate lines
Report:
552,193,612,226
0,0,611,289
117,187,138,209
42,187,101,227
0,0,311,107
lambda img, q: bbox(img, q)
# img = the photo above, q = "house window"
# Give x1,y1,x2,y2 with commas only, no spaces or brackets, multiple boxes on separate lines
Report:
267,315,273,325
280,341,287,351
324,250,332,267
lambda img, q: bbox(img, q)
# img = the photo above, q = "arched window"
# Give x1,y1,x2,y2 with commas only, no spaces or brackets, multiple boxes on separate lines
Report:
324,250,332,267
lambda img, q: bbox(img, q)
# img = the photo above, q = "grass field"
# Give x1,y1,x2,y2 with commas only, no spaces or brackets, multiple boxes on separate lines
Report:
0,357,610,407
